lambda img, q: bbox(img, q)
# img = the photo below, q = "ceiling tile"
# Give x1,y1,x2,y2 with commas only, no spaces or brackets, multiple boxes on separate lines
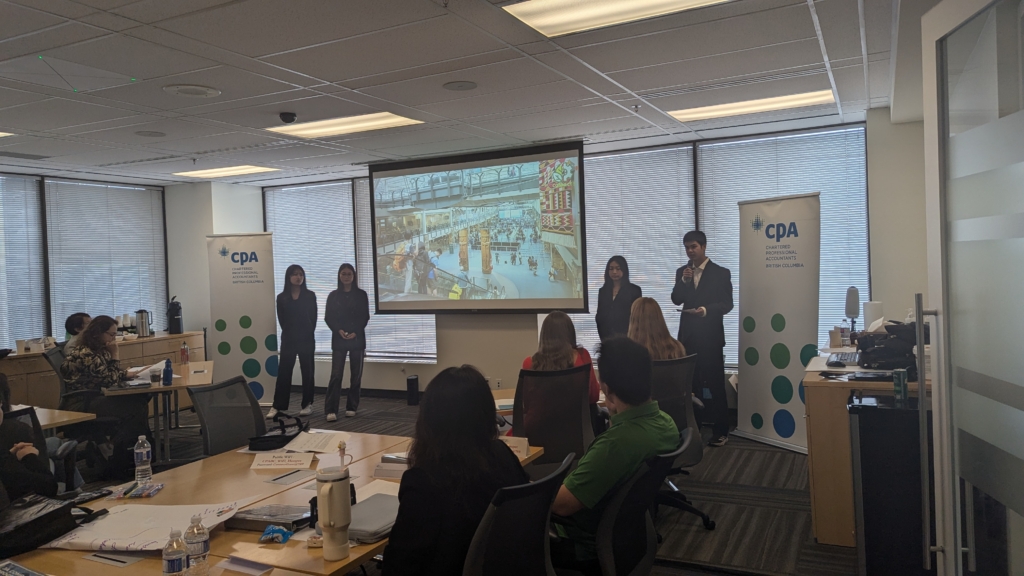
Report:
170,89,307,116
77,11,139,31
832,63,867,105
0,23,108,62
692,111,842,139
4,0,97,19
0,3,66,41
340,50,520,91
89,66,296,111
73,118,231,146
156,0,446,57
196,94,380,130
0,135,111,157
125,156,273,174
417,80,595,120
276,152,385,169
147,131,288,154
0,86,51,110
377,136,504,158
75,0,137,9
215,143,345,163
110,0,236,24
43,35,217,81
507,116,651,142
0,55,131,92
868,59,889,100
334,127,473,150
359,58,565,107
0,97,135,131
568,3,816,73
611,39,823,94
864,0,894,56
815,0,863,63
53,147,173,166
262,16,506,83
48,113,163,135
471,102,630,133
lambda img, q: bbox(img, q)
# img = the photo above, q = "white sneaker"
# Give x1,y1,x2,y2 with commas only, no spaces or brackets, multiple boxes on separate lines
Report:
265,408,278,419
345,411,356,418
299,406,312,416
326,413,337,422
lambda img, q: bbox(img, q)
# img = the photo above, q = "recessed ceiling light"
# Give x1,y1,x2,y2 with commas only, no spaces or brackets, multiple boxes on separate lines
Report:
0,132,14,138
443,81,477,91
505,0,733,37
135,131,167,137
163,84,221,98
668,90,836,122
173,165,279,178
266,112,423,138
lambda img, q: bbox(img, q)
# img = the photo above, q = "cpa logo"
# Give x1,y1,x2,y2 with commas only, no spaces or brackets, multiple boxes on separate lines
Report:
766,222,799,242
231,251,259,265
218,246,229,258
750,214,765,233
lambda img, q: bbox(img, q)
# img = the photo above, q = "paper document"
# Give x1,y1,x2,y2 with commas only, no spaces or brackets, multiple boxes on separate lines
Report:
251,452,314,470
216,557,273,576
498,436,529,458
358,479,401,502
44,499,251,551
283,431,350,453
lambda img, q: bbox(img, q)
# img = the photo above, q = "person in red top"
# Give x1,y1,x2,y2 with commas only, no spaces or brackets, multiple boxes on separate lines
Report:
522,311,600,404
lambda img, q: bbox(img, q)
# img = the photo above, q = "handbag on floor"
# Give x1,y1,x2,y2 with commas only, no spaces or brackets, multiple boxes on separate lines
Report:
248,414,309,451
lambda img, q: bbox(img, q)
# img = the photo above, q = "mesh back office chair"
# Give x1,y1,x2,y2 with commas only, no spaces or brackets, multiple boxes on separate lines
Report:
462,453,575,576
650,356,714,530
187,376,266,456
512,364,594,479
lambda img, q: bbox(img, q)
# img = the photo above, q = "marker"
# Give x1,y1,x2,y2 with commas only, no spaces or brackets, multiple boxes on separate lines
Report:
93,553,126,564
120,483,138,498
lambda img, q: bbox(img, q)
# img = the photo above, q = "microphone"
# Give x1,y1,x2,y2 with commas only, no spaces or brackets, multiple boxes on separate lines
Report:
845,286,860,331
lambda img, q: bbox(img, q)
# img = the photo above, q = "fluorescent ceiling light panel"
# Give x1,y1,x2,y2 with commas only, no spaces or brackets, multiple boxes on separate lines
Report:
504,0,733,37
668,90,836,122
266,112,422,138
174,165,279,178
0,132,14,138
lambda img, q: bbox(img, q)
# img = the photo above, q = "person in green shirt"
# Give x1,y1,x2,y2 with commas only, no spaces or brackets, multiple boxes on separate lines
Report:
551,336,680,571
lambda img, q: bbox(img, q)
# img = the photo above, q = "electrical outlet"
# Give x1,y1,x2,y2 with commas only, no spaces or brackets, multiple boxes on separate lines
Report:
496,379,502,389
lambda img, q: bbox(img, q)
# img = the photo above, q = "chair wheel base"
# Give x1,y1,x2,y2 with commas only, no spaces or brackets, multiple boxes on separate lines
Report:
703,519,716,530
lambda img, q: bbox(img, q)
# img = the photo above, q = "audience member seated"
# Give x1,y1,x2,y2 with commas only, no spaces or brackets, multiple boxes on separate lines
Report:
0,382,57,503
60,315,149,478
383,365,529,576
523,311,600,404
627,297,688,360
550,337,680,573
64,311,91,352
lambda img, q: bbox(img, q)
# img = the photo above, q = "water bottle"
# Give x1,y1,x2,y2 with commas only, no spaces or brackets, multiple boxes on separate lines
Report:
840,319,851,347
180,342,188,365
162,529,187,576
134,435,152,484
163,358,173,386
184,515,210,576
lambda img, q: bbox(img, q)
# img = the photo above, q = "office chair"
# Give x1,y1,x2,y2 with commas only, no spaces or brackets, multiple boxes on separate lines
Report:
1,406,78,493
512,364,594,480
650,356,715,530
462,453,575,576
188,376,267,455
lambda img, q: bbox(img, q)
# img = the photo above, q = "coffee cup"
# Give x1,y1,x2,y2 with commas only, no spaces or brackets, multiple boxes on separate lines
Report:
15,340,26,354
149,368,162,384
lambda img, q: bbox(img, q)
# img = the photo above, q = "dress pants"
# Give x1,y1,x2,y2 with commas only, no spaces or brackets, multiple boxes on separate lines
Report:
273,345,315,411
88,394,152,478
325,349,365,414
691,343,729,438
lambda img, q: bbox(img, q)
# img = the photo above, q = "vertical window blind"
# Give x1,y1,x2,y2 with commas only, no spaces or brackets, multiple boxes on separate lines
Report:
697,126,869,364
45,179,167,334
265,181,357,355
354,178,437,361
0,175,46,348
565,146,696,354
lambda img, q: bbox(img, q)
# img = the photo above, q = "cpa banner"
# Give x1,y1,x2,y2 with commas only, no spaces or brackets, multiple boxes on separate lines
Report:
207,233,277,401
736,193,820,452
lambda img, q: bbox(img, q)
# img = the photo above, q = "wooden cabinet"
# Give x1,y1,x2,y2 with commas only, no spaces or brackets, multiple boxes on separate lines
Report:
0,331,205,409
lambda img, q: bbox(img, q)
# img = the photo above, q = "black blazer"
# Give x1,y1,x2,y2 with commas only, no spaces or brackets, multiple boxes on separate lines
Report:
324,288,370,352
382,440,530,576
595,282,642,341
671,260,733,349
276,290,317,350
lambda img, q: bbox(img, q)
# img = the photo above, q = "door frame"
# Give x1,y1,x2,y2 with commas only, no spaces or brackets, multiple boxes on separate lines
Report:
922,0,1004,574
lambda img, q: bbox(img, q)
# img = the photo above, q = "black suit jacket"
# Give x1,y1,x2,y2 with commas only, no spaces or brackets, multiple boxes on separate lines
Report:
595,282,642,341
671,260,733,349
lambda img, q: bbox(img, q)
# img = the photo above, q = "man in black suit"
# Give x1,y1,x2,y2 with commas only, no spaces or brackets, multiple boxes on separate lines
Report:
671,230,734,446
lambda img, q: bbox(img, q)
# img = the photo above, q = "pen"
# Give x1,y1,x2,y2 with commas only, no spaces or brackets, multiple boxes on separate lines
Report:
216,506,235,517
120,482,138,498
93,553,126,564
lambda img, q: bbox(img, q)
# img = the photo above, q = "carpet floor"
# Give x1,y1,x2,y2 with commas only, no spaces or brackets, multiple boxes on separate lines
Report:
78,390,856,576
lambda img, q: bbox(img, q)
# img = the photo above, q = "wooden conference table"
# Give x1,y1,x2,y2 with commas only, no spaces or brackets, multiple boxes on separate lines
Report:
9,404,96,431
15,431,543,575
104,361,214,463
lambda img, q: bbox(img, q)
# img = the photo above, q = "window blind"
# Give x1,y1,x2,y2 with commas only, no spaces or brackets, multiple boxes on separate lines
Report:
0,174,46,347
354,178,437,362
265,181,357,355
564,146,696,354
45,179,167,334
697,126,869,364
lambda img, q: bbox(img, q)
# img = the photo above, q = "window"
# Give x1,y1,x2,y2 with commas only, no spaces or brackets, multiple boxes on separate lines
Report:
354,178,436,362
697,126,869,364
0,174,46,348
565,146,696,354
265,181,357,355
45,179,167,334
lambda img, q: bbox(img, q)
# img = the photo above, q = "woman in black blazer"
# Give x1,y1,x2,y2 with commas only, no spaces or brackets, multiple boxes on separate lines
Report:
323,263,370,421
595,255,642,341
383,366,529,576
268,264,317,419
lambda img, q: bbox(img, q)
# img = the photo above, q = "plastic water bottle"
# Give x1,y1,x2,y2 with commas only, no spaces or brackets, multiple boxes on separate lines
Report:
184,515,210,576
134,435,152,484
840,319,851,347
162,529,187,576
163,358,173,386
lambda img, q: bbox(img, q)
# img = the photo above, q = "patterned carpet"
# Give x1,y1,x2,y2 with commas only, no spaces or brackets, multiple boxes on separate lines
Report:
78,390,856,576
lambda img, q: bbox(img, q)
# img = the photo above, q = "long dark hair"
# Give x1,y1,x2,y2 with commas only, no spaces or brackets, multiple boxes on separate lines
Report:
80,315,117,354
603,255,630,286
337,263,357,291
531,311,577,371
408,366,500,491
282,264,308,293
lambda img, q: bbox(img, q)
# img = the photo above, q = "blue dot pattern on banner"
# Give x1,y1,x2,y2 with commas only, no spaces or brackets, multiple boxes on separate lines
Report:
249,381,264,400
773,409,796,438
265,355,279,377
798,381,805,404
